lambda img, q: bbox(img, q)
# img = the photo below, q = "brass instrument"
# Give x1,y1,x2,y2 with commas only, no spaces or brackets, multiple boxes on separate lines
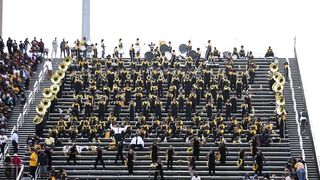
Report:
33,115,44,124
187,147,193,154
252,162,258,171
237,159,243,167
50,84,60,94
276,104,286,115
42,88,53,98
55,69,65,79
36,103,47,116
58,62,68,71
64,57,72,65
215,153,221,161
269,62,278,72
272,83,283,93
276,95,285,106
51,74,61,84
40,98,51,109
276,74,285,84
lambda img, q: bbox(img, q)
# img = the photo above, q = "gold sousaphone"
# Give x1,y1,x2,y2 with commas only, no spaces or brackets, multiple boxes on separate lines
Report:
59,62,68,71
36,103,47,116
40,98,51,109
33,114,44,125
64,57,72,65
55,69,65,79
272,83,283,93
42,88,53,98
50,84,60,94
269,62,279,72
51,74,61,84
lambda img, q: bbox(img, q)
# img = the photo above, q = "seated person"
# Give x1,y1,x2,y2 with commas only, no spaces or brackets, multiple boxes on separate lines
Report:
265,46,274,57
130,133,144,150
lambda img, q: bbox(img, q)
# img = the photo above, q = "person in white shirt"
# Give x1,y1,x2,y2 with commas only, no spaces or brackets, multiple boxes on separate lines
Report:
0,131,8,156
130,134,144,150
52,37,58,58
11,130,19,154
191,172,201,180
110,123,128,143
44,59,53,80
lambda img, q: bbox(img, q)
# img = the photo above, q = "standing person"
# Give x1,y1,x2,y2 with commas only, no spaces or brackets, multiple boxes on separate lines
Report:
118,38,123,58
191,172,201,180
254,150,266,176
24,38,31,53
29,149,38,178
60,39,66,58
151,141,159,164
94,146,105,169
205,40,212,61
44,146,53,171
110,122,128,143
191,136,201,161
166,145,175,170
219,141,228,166
188,156,196,176
67,143,78,165
52,37,58,58
4,154,12,180
237,149,246,171
295,159,306,180
284,62,289,81
101,39,105,58
10,130,19,154
12,153,22,179
44,59,53,80
207,149,215,176
38,150,48,178
115,141,125,165
126,147,136,176
0,131,8,156
129,44,135,61
154,158,164,180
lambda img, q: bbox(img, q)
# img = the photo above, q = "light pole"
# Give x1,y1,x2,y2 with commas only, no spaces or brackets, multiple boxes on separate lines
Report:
82,0,90,40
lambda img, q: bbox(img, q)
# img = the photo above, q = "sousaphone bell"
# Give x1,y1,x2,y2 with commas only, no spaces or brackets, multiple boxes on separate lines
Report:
33,114,44,125
36,103,47,116
272,83,283,93
50,84,60,94
51,74,61,84
160,44,170,54
42,88,53,98
269,62,279,72
40,98,51,109
59,62,68,71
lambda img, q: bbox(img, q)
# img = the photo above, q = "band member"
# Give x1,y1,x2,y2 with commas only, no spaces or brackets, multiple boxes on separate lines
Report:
187,40,192,56
213,47,220,60
151,141,159,163
254,150,266,175
94,146,105,169
237,149,245,171
232,47,239,59
67,143,79,165
265,46,274,57
219,141,228,166
239,45,246,59
154,158,164,180
166,145,175,170
191,136,201,161
126,147,136,175
230,95,237,113
284,62,289,81
205,40,212,61
248,67,255,84
129,44,135,61
115,141,125,165
242,71,248,90
188,156,196,176
207,149,216,176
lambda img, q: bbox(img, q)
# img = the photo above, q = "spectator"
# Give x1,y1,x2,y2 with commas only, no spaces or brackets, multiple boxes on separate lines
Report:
29,149,38,178
38,150,48,178
295,159,305,180
58,168,68,180
299,109,308,133
44,58,53,80
130,133,144,150
44,146,53,171
60,39,66,58
0,130,8,156
12,153,22,179
52,37,58,58
10,129,19,154
4,154,12,179
24,38,30,53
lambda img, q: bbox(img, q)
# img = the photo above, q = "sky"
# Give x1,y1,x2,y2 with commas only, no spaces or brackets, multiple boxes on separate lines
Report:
2,0,320,170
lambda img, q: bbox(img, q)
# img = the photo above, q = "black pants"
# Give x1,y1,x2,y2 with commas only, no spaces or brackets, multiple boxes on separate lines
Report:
0,143,6,155
30,166,37,178
115,153,125,165
67,154,77,165
12,141,18,154
209,164,215,175
154,170,164,180
127,162,134,175
94,157,105,169
255,164,263,175
167,158,173,170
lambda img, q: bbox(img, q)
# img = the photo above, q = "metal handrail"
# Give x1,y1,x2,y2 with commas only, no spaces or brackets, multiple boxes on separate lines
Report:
16,164,25,180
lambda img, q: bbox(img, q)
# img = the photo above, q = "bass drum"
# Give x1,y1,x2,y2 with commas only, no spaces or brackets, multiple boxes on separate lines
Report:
179,44,188,54
144,51,155,61
160,44,170,54
189,50,198,60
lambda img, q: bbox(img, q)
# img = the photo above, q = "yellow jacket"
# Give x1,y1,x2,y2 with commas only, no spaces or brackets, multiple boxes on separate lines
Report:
29,152,38,167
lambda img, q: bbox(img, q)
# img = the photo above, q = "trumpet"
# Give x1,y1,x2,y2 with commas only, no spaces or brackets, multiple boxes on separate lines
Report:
33,115,44,124
40,98,51,109
36,103,47,116
42,88,53,98
50,84,60,94
269,62,278,72
51,74,61,84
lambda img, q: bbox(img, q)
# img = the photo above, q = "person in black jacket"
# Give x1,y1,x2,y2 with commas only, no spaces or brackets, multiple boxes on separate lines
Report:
154,159,164,180
94,146,105,169
207,149,216,176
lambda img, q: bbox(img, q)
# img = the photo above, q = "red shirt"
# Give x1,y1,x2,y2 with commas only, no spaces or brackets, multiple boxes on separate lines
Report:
12,156,22,166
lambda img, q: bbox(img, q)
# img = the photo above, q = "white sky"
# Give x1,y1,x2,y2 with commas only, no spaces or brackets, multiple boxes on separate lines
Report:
3,0,320,169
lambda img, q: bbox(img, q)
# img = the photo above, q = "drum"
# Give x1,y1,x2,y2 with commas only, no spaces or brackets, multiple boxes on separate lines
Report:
179,44,188,54
160,44,170,54
144,51,155,61
189,50,198,60
80,45,86,51
165,52,172,60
